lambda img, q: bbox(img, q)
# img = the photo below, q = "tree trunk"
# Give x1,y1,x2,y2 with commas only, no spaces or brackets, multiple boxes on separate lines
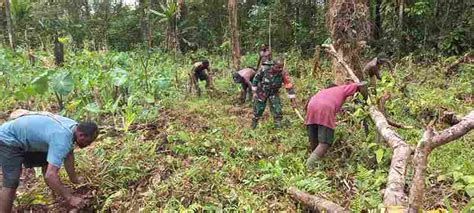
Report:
374,0,382,40
228,0,241,70
139,0,148,46
4,0,16,53
327,0,369,84
312,45,321,78
54,34,64,66
397,0,404,55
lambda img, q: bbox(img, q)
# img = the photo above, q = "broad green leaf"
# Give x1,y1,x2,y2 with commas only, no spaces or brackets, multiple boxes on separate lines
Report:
156,78,170,89
111,67,128,87
31,71,49,94
51,72,74,96
375,148,384,164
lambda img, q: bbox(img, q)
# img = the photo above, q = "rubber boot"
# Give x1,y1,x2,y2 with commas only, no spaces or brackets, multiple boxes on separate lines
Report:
306,151,320,170
251,117,259,129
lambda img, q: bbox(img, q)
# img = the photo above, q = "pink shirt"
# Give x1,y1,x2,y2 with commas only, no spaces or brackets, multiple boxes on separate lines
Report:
305,83,359,129
238,68,255,82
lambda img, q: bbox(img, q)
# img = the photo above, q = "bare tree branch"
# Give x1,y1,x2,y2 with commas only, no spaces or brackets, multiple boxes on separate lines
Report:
430,110,474,149
408,111,473,212
444,52,473,76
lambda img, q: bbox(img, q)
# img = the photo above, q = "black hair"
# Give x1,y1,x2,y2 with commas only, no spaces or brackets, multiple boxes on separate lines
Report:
77,122,99,139
202,60,209,66
232,72,243,83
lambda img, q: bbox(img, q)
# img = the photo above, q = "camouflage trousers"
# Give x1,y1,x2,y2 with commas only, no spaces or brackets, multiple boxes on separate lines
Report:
253,94,282,123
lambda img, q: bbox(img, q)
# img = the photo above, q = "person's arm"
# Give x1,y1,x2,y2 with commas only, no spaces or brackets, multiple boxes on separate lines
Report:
282,71,297,108
64,152,80,184
243,76,253,89
44,164,85,208
282,71,296,97
251,71,263,98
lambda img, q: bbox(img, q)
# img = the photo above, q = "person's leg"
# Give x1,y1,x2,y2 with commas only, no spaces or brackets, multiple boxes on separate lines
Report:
192,73,201,96
205,72,213,89
239,83,247,104
269,95,283,128
307,124,319,152
252,96,267,129
0,187,17,213
245,85,252,103
0,145,23,213
306,125,334,170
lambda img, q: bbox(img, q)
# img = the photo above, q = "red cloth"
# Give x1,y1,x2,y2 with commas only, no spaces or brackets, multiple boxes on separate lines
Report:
305,83,359,129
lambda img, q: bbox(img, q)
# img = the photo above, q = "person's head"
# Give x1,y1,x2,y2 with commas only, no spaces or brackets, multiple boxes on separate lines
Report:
271,58,285,73
74,122,99,148
232,72,242,83
202,60,209,68
375,53,388,65
260,44,268,51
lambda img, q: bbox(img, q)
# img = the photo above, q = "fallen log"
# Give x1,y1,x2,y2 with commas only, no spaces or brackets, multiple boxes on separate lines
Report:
288,187,349,213
444,52,473,76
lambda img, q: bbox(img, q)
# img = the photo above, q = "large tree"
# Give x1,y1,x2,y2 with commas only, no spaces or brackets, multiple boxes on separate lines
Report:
228,0,241,70
4,0,16,52
327,0,370,84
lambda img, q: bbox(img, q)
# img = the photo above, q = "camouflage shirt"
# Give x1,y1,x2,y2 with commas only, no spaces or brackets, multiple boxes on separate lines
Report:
252,65,295,99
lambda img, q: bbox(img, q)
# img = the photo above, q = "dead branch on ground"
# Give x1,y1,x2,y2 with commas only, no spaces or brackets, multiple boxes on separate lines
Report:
288,187,349,213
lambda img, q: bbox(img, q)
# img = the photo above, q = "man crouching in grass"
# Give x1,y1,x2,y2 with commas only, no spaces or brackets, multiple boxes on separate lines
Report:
0,111,98,212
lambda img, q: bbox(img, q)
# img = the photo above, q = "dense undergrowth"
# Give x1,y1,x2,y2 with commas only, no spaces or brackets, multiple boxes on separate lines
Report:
0,48,472,211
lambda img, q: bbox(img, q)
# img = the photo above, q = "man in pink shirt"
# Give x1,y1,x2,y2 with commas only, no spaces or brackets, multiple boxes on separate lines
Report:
233,67,256,103
305,81,367,169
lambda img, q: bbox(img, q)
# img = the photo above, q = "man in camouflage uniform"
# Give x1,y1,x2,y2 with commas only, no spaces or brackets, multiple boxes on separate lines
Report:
251,58,297,129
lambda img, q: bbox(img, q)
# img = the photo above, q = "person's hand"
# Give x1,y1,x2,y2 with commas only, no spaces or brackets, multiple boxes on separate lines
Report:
70,176,85,185
67,196,86,209
252,92,257,100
